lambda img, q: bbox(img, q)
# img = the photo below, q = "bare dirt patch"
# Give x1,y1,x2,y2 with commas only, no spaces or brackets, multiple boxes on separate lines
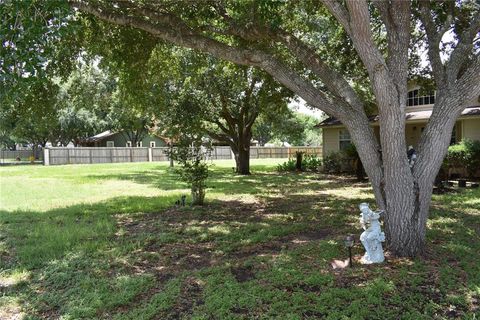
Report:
171,276,205,318
231,265,255,282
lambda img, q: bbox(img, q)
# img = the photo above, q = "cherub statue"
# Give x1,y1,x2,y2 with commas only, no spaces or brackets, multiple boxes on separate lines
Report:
359,203,385,264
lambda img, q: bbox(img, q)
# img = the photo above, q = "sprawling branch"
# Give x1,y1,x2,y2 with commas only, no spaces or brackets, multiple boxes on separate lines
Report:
320,0,352,35
447,10,480,81
415,55,480,184
211,119,231,138
205,129,235,148
418,1,452,86
420,1,480,87
377,1,410,95
273,29,364,111
71,1,354,122
322,0,400,112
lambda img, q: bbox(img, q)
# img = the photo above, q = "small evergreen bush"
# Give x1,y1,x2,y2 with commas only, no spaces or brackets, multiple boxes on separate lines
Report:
169,138,211,205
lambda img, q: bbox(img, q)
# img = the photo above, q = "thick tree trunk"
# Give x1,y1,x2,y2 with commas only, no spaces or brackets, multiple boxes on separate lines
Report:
234,146,250,175
295,152,303,171
382,178,431,257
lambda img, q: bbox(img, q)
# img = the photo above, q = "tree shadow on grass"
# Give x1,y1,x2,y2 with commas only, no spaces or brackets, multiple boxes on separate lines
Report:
82,162,369,198
0,180,367,319
1,176,478,319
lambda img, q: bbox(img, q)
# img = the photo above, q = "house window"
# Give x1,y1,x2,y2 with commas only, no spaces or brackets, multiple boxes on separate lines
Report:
136,141,143,147
150,141,156,148
106,141,114,147
407,89,435,107
339,129,352,150
126,141,132,147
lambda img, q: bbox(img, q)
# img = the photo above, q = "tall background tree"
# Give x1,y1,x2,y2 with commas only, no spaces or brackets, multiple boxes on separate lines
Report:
134,49,294,174
6,79,61,149
254,111,323,147
108,87,154,147
56,63,114,145
165,58,292,175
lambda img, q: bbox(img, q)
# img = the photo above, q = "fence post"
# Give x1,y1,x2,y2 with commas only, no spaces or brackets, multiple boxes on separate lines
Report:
148,148,152,162
130,148,133,163
89,148,92,164
110,148,113,163
67,148,70,164
44,148,50,166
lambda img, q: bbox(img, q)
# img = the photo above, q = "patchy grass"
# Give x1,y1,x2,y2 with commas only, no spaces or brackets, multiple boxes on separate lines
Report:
0,160,479,319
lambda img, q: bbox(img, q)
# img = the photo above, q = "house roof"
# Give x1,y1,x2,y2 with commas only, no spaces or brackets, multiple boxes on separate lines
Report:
316,106,480,128
87,130,117,141
86,130,172,144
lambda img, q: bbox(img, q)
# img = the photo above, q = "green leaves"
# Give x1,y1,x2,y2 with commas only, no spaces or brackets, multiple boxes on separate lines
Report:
0,0,80,103
444,140,480,177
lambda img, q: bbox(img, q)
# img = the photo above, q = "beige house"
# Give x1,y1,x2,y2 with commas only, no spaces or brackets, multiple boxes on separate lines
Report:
318,86,480,157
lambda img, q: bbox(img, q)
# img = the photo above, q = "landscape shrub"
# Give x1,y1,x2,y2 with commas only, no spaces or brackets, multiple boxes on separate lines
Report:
276,155,322,172
341,144,365,180
303,154,322,172
443,139,480,178
322,151,345,173
276,158,296,172
169,139,211,205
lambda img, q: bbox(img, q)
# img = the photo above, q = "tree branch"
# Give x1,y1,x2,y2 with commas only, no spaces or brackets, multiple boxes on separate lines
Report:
418,1,450,86
322,0,400,111
273,29,364,111
321,0,352,35
210,119,232,138
447,10,480,82
70,0,365,123
205,130,236,149
374,1,410,94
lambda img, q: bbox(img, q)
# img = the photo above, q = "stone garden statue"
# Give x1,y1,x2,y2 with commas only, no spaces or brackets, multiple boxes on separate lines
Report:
359,203,386,264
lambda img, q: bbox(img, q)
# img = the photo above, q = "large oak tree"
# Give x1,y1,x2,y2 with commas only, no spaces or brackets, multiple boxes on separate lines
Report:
159,55,292,175
3,1,479,256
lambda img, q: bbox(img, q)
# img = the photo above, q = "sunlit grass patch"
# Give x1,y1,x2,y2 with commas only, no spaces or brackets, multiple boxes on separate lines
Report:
0,296,24,320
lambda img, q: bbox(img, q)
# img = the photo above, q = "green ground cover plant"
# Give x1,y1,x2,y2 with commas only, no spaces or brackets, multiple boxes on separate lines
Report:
0,160,479,319
276,155,322,173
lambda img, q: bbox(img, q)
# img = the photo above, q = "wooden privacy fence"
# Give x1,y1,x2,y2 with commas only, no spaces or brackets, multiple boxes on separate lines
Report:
1,149,43,163
46,147,151,165
44,146,322,165
250,146,323,159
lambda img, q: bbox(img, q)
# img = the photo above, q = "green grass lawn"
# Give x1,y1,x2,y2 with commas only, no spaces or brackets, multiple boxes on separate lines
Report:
0,160,479,319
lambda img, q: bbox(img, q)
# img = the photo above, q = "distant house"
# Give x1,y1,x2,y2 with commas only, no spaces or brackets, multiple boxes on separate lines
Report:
317,85,480,158
81,130,169,148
